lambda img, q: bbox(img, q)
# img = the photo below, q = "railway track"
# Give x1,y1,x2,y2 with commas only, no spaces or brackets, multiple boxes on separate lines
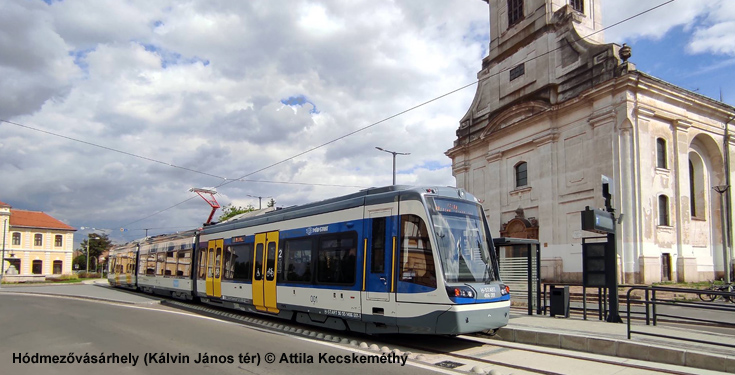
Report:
157,297,710,375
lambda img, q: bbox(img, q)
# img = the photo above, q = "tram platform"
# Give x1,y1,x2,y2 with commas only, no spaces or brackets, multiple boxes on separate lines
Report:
498,309,735,373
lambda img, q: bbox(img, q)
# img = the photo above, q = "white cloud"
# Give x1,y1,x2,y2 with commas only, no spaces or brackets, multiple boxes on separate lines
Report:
601,0,735,56
0,0,489,246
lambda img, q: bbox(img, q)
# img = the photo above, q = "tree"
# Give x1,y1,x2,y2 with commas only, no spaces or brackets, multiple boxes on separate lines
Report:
74,233,112,271
218,204,256,222
267,198,276,208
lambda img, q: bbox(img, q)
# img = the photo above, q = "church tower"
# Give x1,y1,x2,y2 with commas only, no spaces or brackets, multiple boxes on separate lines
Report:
449,0,735,285
453,0,627,147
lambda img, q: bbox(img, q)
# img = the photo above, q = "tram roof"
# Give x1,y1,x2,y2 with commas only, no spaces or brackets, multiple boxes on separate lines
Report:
201,185,474,235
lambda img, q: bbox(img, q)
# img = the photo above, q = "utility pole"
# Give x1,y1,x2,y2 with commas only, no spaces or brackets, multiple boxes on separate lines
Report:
247,195,272,210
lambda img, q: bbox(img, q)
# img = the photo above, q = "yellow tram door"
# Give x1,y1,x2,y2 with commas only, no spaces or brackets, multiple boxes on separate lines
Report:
205,239,224,298
252,231,279,313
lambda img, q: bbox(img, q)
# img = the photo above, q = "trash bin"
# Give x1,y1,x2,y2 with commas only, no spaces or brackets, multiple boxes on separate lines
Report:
550,286,570,318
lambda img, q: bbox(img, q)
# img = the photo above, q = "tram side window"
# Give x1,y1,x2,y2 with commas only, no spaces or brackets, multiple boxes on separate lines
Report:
223,246,234,279
254,244,264,281
198,249,207,279
283,238,313,282
265,242,276,281
177,250,192,277
317,232,357,285
156,252,166,276
371,218,386,273
146,252,156,276
400,215,436,288
227,244,253,281
136,254,143,275
165,251,177,276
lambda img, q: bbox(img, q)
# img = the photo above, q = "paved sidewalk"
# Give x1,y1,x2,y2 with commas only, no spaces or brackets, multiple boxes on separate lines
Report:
494,310,735,373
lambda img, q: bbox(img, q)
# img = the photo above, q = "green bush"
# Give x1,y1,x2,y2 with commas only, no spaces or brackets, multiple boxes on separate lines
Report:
77,272,101,279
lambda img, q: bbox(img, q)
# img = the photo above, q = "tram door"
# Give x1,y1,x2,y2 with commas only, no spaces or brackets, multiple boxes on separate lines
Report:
362,209,398,330
205,239,224,298
252,231,280,313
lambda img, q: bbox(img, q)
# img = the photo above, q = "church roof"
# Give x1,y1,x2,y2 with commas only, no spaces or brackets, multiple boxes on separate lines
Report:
9,210,76,231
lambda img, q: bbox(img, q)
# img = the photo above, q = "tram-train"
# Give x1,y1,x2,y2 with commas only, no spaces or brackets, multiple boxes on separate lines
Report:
108,185,510,335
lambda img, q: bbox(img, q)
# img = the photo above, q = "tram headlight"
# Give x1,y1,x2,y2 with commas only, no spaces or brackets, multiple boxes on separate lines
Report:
499,284,510,296
446,285,476,299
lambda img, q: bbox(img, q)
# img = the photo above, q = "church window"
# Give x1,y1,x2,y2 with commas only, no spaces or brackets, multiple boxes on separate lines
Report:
689,160,697,217
507,0,524,27
658,195,670,226
656,138,667,169
515,162,528,188
570,0,584,13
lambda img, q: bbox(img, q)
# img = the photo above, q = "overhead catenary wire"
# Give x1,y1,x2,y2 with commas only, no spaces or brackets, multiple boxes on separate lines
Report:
119,0,676,227
0,119,366,189
1,0,676,229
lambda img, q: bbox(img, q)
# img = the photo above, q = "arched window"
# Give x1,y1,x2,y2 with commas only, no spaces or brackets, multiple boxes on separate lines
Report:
656,138,667,169
507,0,523,27
34,234,43,246
55,235,63,247
689,160,697,217
12,232,20,246
53,260,63,274
658,195,670,226
515,162,528,188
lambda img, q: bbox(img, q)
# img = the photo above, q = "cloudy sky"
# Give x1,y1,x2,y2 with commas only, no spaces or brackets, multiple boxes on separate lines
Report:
1,0,734,247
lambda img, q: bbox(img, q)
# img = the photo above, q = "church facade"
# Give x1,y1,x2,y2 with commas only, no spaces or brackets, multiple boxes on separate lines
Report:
447,0,735,283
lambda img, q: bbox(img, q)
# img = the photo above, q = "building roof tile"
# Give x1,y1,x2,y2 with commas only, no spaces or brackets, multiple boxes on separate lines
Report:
9,210,76,231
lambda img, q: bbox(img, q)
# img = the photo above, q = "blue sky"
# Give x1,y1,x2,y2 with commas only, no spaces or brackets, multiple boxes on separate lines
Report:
601,0,735,106
0,0,734,248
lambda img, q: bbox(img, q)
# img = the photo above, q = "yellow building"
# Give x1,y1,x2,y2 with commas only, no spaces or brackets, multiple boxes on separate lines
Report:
0,200,76,281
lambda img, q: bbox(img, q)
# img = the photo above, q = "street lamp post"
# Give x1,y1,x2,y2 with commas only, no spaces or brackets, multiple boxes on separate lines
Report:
1,218,7,288
375,147,410,185
714,185,731,284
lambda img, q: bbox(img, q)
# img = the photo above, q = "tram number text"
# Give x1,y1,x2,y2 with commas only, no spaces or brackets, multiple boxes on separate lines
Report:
310,295,318,304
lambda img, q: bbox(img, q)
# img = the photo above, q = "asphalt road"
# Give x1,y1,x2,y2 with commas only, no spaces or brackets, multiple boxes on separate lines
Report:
0,294,440,375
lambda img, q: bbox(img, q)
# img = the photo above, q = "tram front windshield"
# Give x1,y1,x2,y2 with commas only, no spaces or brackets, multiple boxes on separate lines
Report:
428,197,498,283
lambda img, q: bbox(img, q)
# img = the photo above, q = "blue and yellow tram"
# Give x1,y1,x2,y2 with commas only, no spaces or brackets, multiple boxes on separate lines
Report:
108,186,510,334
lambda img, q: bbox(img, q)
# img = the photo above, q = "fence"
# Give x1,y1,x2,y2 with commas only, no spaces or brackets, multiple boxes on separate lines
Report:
625,285,735,349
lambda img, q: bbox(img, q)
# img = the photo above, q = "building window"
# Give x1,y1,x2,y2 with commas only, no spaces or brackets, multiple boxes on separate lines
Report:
55,235,63,247
507,0,524,27
658,195,670,226
12,232,20,246
689,160,697,217
515,162,528,188
34,234,43,246
32,260,43,275
53,260,63,274
656,138,667,169
570,0,584,13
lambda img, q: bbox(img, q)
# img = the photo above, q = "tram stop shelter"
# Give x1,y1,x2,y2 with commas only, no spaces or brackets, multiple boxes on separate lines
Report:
493,237,541,315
